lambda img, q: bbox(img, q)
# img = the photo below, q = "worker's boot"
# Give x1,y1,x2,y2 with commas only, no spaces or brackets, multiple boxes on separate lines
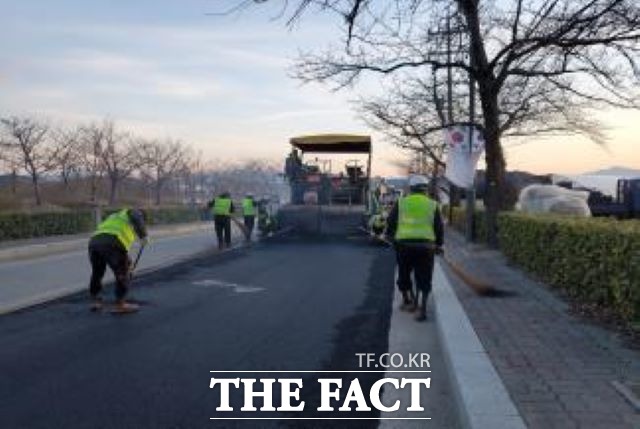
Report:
89,296,103,312
400,291,414,312
111,300,140,314
408,290,419,312
415,293,427,322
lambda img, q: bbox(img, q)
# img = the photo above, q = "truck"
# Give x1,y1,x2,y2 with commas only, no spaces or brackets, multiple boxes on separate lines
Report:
558,177,640,218
587,178,640,218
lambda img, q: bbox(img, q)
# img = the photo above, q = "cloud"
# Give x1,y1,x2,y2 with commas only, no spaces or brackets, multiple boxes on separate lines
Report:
255,108,353,123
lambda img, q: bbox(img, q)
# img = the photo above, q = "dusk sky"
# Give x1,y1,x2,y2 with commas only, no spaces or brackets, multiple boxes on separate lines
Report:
1,0,638,175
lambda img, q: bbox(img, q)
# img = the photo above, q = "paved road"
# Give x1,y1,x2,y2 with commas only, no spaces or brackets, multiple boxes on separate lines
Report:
0,236,458,428
0,224,236,314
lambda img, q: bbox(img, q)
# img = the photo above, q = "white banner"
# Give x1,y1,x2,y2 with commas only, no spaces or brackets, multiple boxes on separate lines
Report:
444,125,485,188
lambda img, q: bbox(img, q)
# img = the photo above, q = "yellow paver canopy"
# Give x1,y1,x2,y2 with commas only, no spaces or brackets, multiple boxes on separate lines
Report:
290,134,371,154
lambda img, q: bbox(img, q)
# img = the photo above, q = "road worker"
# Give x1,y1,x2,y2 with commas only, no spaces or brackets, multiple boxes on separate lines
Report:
386,175,444,321
88,208,148,313
369,209,387,237
209,192,234,249
242,194,256,242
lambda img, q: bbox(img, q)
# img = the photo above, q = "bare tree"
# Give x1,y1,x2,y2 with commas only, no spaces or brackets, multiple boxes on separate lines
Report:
357,76,451,171
50,126,82,189
138,139,188,206
0,142,22,195
246,0,640,245
100,121,139,205
78,122,107,203
0,116,53,205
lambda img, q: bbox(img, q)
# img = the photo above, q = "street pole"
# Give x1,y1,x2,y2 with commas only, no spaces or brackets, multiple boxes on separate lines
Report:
465,42,477,242
445,9,456,223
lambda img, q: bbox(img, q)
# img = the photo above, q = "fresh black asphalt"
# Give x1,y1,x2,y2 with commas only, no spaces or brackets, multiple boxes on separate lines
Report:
1,236,406,428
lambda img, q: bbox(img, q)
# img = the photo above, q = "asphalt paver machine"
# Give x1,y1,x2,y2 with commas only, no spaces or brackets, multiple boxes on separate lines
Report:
280,134,372,235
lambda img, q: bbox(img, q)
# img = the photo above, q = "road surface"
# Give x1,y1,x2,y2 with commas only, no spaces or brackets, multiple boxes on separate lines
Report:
0,224,239,314
0,235,459,428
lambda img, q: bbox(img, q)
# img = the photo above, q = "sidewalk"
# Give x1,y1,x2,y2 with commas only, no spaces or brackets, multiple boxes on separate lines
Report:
443,229,640,429
0,221,248,315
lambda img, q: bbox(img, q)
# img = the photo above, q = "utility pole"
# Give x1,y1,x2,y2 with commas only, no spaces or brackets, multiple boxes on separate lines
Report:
465,67,477,242
446,10,454,125
428,6,466,220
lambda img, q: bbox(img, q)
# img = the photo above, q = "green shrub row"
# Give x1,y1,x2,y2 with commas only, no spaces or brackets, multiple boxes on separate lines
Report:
498,213,640,323
0,207,204,242
448,207,640,322
0,211,95,241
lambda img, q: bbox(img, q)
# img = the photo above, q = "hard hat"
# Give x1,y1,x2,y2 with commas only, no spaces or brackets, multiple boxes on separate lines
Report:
408,175,430,189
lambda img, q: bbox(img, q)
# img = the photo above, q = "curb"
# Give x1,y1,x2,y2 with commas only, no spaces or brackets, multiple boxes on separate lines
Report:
433,260,527,429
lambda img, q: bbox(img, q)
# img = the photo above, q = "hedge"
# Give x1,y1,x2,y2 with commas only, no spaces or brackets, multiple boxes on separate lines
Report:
0,211,95,241
498,213,640,323
0,207,205,242
448,207,640,323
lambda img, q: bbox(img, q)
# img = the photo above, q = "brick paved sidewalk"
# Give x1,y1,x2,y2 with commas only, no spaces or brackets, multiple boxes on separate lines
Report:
443,229,640,429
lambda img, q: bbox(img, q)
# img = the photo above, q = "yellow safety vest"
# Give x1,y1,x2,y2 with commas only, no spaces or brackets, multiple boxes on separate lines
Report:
94,209,136,251
213,197,232,216
395,194,437,241
242,198,256,216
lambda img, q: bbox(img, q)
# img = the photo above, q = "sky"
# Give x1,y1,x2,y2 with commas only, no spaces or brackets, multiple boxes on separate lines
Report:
1,0,638,176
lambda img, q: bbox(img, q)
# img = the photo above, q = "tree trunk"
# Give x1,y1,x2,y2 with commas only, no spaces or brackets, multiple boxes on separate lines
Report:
11,169,17,194
31,173,41,206
458,0,506,248
478,85,505,248
155,182,162,206
108,176,118,206
90,175,97,203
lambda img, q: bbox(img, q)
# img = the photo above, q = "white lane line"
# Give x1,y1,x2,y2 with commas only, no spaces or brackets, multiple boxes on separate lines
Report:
191,279,264,294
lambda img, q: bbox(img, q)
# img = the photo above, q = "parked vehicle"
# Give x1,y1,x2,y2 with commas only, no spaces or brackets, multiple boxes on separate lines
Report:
559,178,640,218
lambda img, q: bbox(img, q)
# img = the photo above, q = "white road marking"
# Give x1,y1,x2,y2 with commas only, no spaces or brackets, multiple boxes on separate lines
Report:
191,279,264,294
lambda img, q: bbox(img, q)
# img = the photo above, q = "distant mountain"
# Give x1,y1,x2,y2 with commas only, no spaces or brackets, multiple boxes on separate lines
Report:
582,166,640,177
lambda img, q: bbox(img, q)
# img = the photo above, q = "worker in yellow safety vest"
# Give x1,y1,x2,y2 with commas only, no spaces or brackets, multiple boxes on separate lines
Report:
242,194,256,242
208,192,235,249
386,175,443,322
88,208,149,313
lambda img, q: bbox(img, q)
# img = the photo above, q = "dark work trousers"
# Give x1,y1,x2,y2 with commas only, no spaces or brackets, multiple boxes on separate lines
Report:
244,215,255,239
214,215,231,248
88,235,130,300
395,243,436,299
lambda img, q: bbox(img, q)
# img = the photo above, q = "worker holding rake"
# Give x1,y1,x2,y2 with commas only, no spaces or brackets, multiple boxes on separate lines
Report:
88,208,149,314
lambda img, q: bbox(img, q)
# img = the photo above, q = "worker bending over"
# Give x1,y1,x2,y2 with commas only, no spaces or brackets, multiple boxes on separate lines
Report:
88,208,148,313
209,192,234,249
387,175,443,321
242,194,256,242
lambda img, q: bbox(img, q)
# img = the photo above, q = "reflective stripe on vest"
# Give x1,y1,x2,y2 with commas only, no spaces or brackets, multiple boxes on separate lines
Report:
94,209,136,251
242,198,255,216
213,198,232,216
395,194,437,241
